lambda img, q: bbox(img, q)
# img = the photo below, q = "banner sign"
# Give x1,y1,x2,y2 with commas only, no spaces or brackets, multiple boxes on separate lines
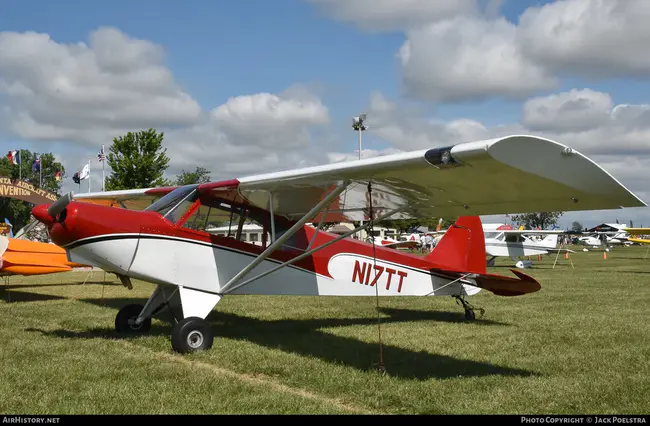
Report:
0,176,58,205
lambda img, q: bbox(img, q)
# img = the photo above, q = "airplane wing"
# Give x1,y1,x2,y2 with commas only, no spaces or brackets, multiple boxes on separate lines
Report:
499,230,568,234
628,238,650,244
624,228,650,245
68,135,646,221
73,187,176,210
221,135,646,221
624,228,650,235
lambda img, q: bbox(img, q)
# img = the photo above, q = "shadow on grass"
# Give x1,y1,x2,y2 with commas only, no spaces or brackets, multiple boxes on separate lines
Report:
1,289,66,303
26,297,535,381
5,282,120,290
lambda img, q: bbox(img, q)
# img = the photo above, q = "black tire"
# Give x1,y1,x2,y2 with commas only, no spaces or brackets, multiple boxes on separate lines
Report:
171,317,214,354
115,304,151,333
464,309,476,321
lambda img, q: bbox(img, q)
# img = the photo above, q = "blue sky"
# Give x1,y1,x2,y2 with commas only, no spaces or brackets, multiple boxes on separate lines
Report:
1,0,648,145
1,0,650,228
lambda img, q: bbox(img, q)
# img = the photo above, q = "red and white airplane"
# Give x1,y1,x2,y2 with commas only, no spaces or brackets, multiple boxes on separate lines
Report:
32,135,645,354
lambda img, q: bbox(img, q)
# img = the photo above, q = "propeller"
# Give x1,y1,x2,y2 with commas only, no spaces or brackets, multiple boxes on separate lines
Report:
47,192,73,220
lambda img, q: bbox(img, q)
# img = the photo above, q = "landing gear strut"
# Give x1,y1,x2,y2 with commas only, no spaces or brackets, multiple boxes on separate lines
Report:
453,295,485,321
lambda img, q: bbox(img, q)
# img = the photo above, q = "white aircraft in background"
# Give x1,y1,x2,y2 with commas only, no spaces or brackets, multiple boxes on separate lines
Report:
578,231,632,250
483,224,572,268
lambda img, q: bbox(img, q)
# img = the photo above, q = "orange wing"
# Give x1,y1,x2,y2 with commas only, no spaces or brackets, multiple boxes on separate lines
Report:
0,236,88,276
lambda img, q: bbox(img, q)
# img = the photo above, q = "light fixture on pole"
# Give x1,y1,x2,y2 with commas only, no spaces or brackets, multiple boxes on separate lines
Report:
351,113,368,160
352,113,368,240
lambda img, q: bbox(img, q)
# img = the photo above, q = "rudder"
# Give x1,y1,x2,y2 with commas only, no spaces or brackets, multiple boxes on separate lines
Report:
424,216,486,274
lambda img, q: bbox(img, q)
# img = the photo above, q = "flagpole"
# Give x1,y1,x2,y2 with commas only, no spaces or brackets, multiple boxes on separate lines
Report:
88,159,91,193
39,154,42,188
102,144,105,191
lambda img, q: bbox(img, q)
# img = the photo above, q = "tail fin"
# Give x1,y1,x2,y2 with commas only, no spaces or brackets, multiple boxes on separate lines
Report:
540,234,559,248
424,216,486,274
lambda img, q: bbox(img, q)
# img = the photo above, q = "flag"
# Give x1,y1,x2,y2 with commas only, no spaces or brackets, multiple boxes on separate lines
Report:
7,150,20,165
98,145,105,162
32,155,41,172
72,172,80,184
55,171,61,181
79,163,90,180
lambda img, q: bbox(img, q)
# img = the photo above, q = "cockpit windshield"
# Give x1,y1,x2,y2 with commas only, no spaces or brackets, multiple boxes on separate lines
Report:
145,185,199,223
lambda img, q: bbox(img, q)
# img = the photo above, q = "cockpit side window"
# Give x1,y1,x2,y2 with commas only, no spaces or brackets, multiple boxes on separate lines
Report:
145,185,199,222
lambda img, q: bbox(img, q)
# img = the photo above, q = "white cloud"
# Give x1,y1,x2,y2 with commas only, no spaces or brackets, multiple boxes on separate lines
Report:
522,90,650,156
0,27,202,146
308,0,478,31
522,89,614,133
327,147,401,163
0,28,334,190
162,86,331,179
364,92,518,151
398,16,557,102
211,88,329,149
314,0,650,102
518,0,650,78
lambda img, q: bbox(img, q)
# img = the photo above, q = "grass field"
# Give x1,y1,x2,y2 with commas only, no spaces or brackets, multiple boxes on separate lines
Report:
1,245,649,414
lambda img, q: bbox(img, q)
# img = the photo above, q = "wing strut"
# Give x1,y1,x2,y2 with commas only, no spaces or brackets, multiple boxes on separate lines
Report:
220,183,348,294
221,205,406,295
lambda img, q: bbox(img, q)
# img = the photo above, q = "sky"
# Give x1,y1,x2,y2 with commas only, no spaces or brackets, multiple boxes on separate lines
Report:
1,0,650,229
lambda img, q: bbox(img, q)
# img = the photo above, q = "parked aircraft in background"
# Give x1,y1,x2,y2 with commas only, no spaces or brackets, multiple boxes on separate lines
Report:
481,224,571,268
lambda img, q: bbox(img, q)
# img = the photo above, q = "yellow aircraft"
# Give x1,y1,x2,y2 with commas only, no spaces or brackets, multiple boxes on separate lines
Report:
623,228,650,245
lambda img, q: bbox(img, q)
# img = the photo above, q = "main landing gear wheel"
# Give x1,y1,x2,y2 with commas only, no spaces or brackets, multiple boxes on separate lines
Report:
115,304,152,333
171,317,214,354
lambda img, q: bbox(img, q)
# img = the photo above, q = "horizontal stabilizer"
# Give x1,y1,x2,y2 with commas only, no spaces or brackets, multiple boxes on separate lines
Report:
472,269,541,296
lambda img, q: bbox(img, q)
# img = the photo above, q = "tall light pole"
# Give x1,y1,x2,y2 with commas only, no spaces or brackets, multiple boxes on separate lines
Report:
352,113,368,239
352,113,368,160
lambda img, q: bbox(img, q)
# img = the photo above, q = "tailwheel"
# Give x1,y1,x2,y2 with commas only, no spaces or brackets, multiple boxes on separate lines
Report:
453,295,485,322
115,304,152,333
171,317,214,354
464,308,476,321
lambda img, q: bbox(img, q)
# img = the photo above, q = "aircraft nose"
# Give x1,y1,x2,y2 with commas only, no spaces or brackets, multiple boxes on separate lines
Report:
32,204,54,226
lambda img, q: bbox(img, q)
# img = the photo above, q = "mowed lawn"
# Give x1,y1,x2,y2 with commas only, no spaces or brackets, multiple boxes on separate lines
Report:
1,245,649,414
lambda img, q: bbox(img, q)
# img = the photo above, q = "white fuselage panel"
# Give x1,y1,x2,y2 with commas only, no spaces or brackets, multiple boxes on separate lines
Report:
68,236,481,297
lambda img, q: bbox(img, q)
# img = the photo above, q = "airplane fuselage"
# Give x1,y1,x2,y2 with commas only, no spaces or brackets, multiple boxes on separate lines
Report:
51,201,480,298
484,240,551,257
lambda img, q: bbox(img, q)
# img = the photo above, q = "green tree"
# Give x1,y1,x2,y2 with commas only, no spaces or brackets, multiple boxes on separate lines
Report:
175,166,211,186
105,128,171,190
0,150,65,230
511,212,564,230
571,221,583,233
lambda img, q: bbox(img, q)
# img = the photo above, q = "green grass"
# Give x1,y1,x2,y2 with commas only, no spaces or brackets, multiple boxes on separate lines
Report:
1,244,649,414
